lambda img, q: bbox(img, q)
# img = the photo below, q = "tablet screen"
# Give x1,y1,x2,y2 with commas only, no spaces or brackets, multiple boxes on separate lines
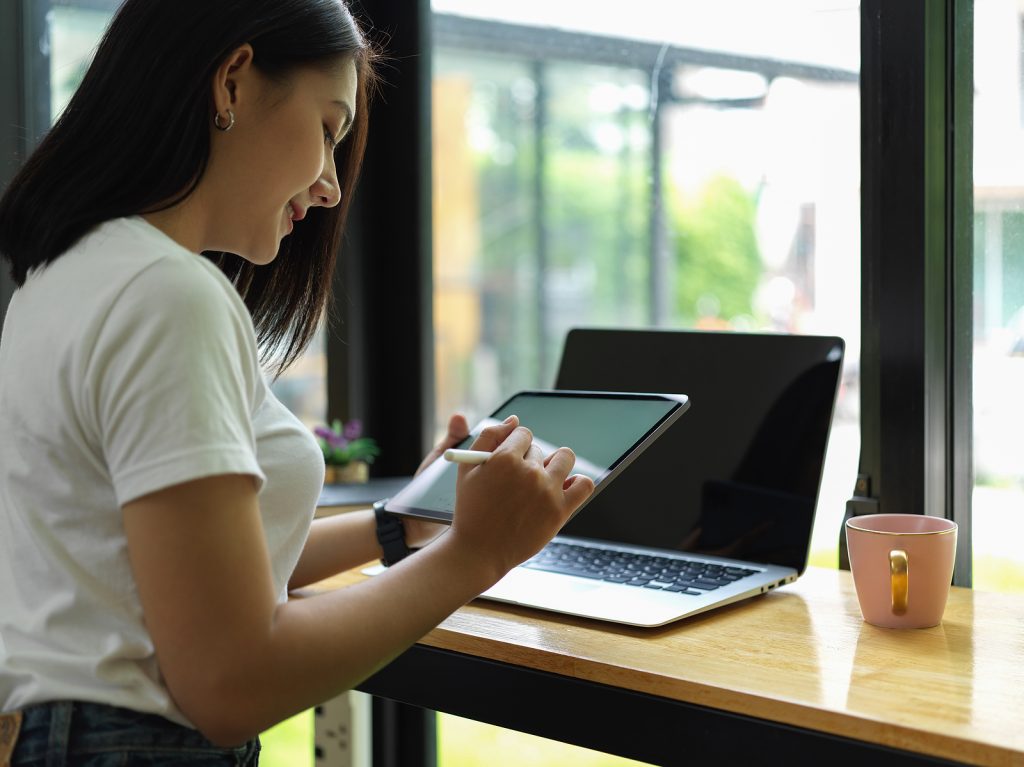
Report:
385,390,689,523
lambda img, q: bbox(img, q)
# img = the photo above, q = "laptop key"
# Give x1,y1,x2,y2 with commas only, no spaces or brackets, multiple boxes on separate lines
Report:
665,586,703,595
524,562,605,580
684,581,722,590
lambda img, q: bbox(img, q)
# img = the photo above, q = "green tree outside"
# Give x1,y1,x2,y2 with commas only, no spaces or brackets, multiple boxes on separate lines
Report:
670,175,762,326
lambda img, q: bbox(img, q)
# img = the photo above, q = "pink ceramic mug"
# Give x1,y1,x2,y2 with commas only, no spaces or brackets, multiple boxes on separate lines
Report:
845,514,957,629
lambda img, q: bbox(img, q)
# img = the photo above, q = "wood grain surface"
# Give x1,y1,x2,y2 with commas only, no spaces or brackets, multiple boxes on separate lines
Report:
302,566,1024,766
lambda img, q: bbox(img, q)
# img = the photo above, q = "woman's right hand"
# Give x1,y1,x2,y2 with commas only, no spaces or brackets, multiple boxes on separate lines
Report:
445,415,594,586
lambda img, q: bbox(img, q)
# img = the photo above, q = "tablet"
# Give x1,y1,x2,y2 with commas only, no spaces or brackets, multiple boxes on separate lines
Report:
384,389,690,524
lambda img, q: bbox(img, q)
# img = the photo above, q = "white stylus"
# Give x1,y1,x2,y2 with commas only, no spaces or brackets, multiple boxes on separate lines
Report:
443,448,491,464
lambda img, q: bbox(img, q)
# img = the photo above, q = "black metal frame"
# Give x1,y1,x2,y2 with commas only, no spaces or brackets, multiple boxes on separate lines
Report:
327,0,436,477
357,645,965,767
371,696,437,767
0,3,17,318
0,0,50,318
841,0,973,587
433,13,859,83
948,0,975,587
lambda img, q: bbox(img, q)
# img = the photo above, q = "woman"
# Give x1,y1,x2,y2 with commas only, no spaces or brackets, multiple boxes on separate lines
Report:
0,1,594,763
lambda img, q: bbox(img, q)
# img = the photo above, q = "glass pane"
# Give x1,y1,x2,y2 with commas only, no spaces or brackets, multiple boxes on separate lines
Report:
268,327,328,429
432,3,860,761
431,0,861,577
972,0,1024,593
49,5,114,119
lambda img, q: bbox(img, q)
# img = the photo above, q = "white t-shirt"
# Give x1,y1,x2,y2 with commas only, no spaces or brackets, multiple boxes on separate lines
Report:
0,216,325,726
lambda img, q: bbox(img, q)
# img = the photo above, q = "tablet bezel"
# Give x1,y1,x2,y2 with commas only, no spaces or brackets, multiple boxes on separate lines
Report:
383,389,690,524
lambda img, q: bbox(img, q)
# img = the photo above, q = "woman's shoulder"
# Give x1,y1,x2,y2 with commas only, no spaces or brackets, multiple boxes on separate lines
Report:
57,216,247,321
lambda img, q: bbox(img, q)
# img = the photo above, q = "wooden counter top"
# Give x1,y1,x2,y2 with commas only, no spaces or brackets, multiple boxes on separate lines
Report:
306,565,1024,766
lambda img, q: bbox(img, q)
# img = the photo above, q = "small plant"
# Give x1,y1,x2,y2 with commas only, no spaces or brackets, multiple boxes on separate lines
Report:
314,418,380,466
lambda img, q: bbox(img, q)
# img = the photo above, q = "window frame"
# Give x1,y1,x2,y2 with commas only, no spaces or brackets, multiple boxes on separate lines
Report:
0,0,49,316
850,0,973,586
0,0,979,763
327,0,436,478
0,2,977,578
0,1,977,574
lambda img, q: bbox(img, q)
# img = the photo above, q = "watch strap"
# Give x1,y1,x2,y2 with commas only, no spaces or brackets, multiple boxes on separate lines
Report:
373,498,412,567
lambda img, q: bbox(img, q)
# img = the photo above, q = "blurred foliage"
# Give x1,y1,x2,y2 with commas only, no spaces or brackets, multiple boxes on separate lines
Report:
671,175,762,325
439,712,651,766
974,555,1024,593
260,711,312,767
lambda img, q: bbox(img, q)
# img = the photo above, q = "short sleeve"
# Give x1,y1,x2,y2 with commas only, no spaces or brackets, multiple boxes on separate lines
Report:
82,256,265,506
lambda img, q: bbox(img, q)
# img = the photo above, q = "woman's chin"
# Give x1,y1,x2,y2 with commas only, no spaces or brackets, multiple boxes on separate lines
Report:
236,244,281,267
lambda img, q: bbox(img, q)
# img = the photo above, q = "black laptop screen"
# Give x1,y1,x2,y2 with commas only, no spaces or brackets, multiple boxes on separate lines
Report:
554,329,843,573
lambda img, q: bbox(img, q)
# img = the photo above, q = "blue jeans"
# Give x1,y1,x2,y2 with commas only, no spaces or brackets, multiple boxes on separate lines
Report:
9,700,260,766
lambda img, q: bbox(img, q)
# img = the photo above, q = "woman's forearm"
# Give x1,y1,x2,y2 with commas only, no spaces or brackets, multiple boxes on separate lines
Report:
124,422,589,747
288,510,380,589
191,535,499,745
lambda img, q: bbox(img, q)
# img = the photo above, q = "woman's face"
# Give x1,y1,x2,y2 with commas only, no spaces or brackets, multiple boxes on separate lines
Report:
204,55,358,264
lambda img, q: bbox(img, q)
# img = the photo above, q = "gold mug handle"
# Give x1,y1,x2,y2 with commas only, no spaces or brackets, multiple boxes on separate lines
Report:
890,549,908,615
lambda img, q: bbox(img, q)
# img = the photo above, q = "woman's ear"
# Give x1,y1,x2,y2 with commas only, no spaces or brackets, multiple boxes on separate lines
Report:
211,43,255,115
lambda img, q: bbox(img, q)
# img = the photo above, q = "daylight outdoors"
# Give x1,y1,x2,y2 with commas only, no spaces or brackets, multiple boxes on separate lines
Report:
428,2,858,763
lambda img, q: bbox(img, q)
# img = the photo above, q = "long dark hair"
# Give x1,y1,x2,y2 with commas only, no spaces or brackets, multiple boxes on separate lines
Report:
0,0,377,375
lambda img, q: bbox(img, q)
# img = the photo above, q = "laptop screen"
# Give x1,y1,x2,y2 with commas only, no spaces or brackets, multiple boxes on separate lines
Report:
554,329,844,573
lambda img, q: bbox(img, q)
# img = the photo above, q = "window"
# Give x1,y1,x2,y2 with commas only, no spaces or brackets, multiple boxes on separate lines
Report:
431,1,861,574
430,1,860,763
3,1,1012,764
972,0,1024,593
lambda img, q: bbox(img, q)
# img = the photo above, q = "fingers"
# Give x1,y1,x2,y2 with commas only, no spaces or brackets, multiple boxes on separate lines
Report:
415,413,474,477
543,446,577,481
545,447,594,512
467,425,585,511
493,426,534,459
562,474,595,510
445,413,470,447
470,416,522,453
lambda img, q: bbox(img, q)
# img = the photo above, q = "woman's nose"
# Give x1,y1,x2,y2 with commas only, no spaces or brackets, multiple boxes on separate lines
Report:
310,163,341,208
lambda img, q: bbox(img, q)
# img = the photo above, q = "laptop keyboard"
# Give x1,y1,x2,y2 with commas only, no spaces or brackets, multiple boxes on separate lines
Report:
523,542,759,596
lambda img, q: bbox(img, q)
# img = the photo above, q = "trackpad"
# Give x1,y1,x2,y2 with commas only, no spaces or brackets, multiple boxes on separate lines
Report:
483,567,604,607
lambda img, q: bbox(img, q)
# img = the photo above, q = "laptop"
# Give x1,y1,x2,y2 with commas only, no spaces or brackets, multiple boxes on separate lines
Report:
476,328,844,627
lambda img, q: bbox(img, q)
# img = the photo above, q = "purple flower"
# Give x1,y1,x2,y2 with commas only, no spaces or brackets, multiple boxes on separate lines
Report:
343,419,363,441
314,425,348,449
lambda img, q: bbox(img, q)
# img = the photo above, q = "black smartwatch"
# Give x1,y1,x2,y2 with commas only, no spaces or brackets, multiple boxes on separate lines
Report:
373,499,413,567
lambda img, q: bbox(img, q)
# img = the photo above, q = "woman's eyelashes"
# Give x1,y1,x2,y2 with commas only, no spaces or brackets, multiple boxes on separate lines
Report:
324,126,337,149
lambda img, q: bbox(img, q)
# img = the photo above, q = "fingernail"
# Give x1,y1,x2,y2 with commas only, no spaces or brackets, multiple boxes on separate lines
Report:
503,414,517,424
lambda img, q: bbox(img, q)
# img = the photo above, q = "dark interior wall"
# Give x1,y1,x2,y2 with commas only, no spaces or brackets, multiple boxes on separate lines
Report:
328,0,436,477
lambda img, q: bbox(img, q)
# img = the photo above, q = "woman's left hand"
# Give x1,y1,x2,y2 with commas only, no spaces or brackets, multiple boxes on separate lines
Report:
403,413,470,548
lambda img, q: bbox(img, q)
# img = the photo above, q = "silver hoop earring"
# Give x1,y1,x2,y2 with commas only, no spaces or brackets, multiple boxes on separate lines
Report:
214,109,235,132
